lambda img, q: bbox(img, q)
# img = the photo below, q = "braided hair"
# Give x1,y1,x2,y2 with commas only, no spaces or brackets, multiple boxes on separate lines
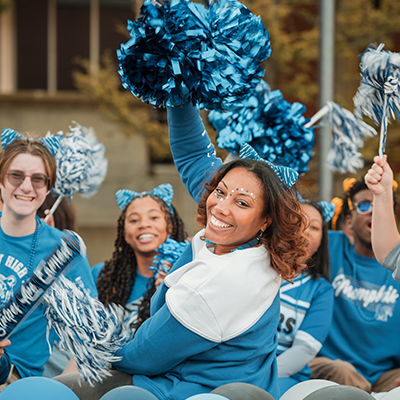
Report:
96,194,187,328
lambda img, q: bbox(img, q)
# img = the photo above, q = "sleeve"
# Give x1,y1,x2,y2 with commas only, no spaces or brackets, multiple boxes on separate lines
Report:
297,279,334,344
90,262,104,284
278,279,334,377
113,303,217,376
167,104,223,204
382,241,400,281
0,352,11,385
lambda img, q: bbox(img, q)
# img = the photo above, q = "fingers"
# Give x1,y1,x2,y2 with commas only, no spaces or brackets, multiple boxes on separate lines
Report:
0,340,11,357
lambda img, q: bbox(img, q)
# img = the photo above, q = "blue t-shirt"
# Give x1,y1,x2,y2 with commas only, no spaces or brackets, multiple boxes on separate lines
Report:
318,231,400,385
0,214,97,378
278,272,333,382
91,262,151,313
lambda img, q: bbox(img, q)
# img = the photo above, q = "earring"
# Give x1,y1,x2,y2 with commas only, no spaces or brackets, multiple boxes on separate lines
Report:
256,230,264,241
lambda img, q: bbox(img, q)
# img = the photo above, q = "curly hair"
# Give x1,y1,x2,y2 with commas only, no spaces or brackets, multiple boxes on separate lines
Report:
303,201,331,282
96,195,187,329
196,159,308,281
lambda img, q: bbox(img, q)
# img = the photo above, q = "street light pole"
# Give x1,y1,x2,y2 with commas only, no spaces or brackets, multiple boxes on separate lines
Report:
318,0,335,201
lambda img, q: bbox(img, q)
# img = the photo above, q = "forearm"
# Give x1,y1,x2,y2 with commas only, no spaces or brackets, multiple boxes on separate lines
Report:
277,330,322,377
167,104,221,203
372,190,400,264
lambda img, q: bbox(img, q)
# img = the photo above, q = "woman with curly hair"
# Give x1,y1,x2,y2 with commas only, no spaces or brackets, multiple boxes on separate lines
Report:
56,103,308,400
92,184,187,331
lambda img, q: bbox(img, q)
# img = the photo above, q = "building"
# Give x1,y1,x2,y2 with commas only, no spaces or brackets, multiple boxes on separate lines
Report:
0,0,198,265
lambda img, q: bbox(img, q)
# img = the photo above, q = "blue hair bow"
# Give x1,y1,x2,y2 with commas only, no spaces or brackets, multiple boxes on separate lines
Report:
1,128,61,157
116,183,174,215
299,196,336,223
318,201,336,223
239,143,298,188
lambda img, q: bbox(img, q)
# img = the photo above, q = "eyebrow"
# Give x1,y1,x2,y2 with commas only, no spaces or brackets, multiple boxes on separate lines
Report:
127,209,162,217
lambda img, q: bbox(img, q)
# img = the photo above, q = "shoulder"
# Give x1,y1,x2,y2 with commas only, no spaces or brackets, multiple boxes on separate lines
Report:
90,262,105,282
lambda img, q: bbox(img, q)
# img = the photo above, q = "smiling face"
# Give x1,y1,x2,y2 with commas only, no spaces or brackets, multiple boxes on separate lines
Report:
123,196,170,257
301,203,323,262
0,153,50,222
204,167,269,255
346,188,373,256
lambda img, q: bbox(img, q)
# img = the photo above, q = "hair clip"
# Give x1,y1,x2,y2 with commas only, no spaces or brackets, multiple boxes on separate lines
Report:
115,183,174,215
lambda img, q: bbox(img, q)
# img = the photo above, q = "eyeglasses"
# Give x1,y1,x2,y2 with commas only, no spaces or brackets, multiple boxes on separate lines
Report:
5,170,49,189
353,201,373,215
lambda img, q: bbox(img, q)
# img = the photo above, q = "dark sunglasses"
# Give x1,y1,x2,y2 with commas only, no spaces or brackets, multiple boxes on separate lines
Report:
353,201,373,215
6,170,49,189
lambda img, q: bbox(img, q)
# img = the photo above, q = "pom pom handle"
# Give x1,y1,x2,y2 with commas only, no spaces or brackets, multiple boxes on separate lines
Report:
304,104,329,128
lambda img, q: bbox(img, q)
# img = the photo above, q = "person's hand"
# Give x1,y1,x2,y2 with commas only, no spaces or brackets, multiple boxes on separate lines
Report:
365,155,393,196
0,340,11,359
155,261,172,288
41,209,55,227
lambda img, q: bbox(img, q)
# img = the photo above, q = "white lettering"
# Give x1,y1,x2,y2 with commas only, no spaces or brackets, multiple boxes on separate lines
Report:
332,274,398,308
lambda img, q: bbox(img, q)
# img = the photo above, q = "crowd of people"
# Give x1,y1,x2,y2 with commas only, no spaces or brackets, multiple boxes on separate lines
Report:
0,100,400,400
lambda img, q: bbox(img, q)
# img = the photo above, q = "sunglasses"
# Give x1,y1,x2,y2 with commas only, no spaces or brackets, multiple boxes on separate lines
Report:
353,201,373,215
5,170,49,189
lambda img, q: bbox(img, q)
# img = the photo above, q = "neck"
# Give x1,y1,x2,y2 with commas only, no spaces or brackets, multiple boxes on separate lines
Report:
0,208,37,237
353,240,375,258
135,251,156,278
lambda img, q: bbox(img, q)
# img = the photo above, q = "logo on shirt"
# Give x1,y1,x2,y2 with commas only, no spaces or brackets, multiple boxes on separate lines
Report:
332,273,398,321
0,274,16,304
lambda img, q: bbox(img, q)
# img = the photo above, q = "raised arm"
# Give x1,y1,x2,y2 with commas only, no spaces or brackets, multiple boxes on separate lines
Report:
167,104,222,204
365,155,400,264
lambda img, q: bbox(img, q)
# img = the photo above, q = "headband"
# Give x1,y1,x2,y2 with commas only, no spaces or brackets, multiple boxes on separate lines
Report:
239,143,298,188
116,183,174,215
1,128,61,157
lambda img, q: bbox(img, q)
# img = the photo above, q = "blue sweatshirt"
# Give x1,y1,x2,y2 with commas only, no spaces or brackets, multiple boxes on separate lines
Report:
113,104,281,400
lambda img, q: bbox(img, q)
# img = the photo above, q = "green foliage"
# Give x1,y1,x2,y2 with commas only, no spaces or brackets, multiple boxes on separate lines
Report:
73,0,400,180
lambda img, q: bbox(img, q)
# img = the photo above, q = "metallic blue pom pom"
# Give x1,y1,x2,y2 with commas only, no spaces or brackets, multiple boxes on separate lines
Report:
117,0,271,110
209,80,315,174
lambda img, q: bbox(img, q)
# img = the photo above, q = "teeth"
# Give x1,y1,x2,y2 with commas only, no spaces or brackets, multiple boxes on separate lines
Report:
210,215,231,228
15,196,33,201
139,234,155,240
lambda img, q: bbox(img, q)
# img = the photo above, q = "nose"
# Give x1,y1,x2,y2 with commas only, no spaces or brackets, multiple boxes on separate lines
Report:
19,176,34,192
213,197,230,215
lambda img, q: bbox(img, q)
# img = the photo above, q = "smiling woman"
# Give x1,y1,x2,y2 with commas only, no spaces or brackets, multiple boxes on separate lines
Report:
0,130,97,389
92,183,187,333
54,103,309,400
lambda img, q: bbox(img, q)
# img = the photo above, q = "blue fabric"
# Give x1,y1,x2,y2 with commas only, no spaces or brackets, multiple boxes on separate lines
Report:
318,231,400,385
91,263,151,311
278,274,334,384
112,103,281,400
0,351,11,385
0,213,97,378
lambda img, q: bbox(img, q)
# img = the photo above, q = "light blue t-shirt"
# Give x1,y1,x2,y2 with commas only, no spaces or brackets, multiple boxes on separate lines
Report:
278,272,333,383
91,262,151,313
0,214,97,378
319,231,400,385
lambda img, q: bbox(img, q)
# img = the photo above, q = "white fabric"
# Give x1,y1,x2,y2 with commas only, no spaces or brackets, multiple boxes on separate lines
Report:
277,330,322,377
164,229,281,342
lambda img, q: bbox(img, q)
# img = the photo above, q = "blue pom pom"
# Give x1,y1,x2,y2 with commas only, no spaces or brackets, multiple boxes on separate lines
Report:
209,80,315,174
149,238,188,277
353,43,400,157
117,0,271,110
